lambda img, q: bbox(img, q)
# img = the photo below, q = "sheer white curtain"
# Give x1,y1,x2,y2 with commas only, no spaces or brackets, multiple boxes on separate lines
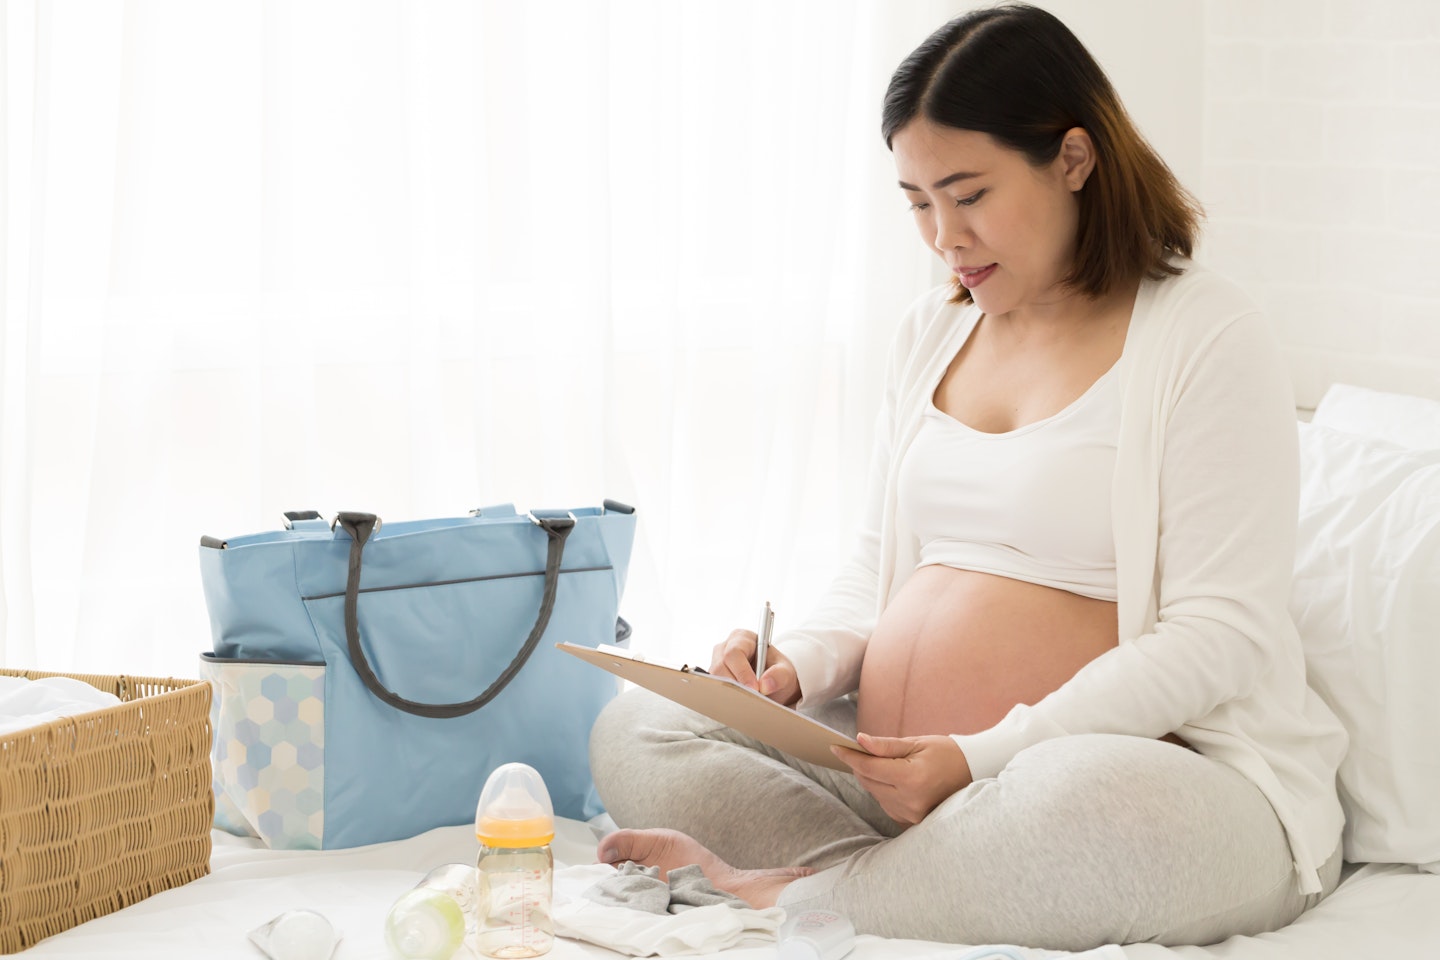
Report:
0,0,950,677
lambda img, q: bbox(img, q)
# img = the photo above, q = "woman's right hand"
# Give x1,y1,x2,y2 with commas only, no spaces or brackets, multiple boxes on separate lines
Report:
710,628,802,707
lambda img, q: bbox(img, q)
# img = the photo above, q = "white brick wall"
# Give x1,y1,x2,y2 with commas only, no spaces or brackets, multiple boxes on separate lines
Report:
1199,0,1440,407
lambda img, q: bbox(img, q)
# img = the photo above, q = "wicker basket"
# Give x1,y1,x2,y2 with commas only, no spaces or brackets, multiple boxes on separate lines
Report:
0,670,213,954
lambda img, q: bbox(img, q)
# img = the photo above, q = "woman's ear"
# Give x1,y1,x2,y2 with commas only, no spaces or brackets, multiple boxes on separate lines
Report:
1058,127,1097,192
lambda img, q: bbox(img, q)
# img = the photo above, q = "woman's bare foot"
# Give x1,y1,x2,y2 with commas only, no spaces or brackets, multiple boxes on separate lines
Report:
597,827,813,909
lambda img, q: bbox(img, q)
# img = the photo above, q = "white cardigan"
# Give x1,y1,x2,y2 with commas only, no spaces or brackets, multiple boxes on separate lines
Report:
776,261,1347,895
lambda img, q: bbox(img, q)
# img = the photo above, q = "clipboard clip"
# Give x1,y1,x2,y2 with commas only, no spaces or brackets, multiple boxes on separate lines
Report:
679,664,710,675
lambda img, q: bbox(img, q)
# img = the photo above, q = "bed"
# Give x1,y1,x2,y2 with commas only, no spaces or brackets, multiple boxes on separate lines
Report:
13,820,1440,960
15,382,1440,959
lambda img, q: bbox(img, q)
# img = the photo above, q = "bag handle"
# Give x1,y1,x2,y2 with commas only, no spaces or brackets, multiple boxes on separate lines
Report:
333,510,573,719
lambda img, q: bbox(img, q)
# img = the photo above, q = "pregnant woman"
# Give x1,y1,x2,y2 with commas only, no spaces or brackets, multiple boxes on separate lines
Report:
589,4,1346,949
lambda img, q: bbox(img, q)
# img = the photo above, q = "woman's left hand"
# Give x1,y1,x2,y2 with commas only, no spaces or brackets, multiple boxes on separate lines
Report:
831,733,974,825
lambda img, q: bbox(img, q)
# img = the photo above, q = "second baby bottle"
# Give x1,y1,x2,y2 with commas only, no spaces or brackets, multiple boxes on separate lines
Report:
384,863,475,959
474,763,555,958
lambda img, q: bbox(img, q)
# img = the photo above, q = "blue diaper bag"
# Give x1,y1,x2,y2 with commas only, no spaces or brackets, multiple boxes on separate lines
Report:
198,501,635,850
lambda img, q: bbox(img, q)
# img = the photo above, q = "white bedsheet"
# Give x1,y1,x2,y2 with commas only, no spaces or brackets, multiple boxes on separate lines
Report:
19,819,1440,959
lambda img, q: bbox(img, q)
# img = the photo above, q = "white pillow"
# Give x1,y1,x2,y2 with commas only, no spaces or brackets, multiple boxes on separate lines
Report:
1291,421,1440,866
1312,383,1440,451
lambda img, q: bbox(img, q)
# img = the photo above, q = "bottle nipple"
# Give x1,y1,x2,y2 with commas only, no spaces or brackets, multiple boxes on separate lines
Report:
475,762,555,848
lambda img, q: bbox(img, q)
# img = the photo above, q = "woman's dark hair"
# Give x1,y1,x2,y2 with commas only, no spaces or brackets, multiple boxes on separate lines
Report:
883,3,1201,304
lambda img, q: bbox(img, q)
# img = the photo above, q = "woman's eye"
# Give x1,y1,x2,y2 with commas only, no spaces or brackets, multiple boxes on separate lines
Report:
955,190,985,207
908,201,930,212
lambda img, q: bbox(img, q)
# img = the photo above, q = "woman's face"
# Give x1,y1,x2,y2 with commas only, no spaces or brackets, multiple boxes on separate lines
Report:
891,118,1093,318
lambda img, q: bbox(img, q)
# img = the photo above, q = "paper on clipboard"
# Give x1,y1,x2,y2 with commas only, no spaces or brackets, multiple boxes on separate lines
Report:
556,642,868,771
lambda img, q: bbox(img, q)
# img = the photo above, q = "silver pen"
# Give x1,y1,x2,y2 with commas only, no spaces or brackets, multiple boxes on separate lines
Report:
755,601,774,681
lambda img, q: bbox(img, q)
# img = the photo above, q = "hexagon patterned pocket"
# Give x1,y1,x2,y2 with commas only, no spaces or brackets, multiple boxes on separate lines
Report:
199,655,326,849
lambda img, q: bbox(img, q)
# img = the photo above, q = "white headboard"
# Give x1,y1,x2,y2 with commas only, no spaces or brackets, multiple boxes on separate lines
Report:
1287,348,1440,416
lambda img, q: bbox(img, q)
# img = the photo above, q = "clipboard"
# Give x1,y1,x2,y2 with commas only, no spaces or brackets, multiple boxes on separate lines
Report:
557,642,868,771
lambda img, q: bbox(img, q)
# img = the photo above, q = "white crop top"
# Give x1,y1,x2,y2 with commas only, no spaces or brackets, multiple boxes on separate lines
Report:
896,365,1121,601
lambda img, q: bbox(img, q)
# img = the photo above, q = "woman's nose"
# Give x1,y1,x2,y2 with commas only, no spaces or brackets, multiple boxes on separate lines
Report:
933,209,972,252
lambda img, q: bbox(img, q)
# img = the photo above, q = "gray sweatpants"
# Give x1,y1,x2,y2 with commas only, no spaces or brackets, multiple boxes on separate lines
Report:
589,688,1342,951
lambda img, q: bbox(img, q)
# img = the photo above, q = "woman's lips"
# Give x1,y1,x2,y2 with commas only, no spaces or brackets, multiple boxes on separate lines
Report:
955,263,997,288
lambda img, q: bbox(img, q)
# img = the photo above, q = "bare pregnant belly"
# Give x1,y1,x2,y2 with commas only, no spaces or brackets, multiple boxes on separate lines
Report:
855,565,1121,740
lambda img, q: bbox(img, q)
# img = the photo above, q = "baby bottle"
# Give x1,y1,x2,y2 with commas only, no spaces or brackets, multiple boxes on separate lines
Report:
383,863,476,959
474,762,555,958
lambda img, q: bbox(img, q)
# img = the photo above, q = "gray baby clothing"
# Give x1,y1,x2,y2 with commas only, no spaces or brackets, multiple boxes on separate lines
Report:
582,862,748,914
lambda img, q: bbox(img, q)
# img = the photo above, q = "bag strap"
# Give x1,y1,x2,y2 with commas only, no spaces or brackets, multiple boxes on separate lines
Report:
333,510,574,719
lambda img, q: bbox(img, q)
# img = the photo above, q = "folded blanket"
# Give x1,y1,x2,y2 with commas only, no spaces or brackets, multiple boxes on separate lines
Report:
582,862,753,915
553,863,784,956
554,862,1131,959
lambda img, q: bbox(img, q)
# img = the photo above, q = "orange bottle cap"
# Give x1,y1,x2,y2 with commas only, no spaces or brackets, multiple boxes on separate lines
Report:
475,763,554,848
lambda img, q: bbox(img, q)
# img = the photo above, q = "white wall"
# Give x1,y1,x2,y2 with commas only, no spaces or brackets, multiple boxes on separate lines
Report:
1199,0,1440,407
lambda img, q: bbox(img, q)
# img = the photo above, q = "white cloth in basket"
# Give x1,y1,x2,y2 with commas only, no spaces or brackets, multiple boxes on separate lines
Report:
0,676,122,736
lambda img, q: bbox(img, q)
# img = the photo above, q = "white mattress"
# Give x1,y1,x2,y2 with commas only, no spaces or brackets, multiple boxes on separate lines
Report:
19,819,1440,959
